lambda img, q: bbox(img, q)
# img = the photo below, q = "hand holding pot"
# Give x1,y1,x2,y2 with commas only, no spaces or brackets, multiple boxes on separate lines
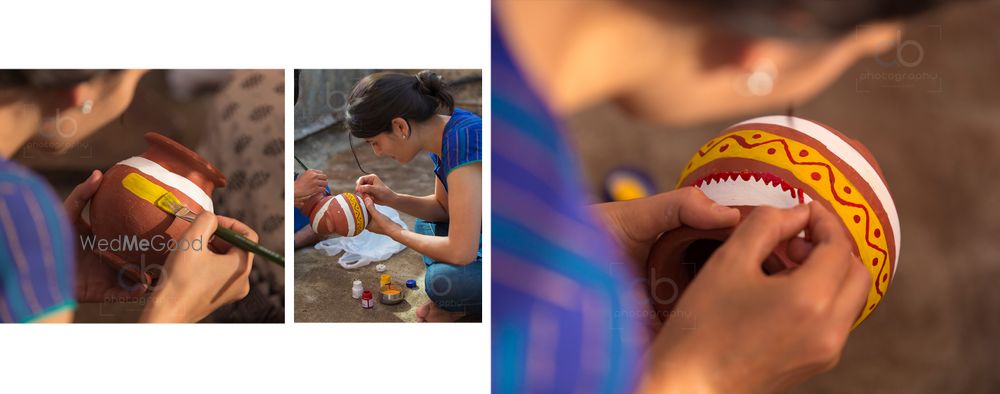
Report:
140,212,257,323
67,170,150,302
594,187,740,267
360,196,400,236
294,169,328,209
355,174,397,206
638,203,870,394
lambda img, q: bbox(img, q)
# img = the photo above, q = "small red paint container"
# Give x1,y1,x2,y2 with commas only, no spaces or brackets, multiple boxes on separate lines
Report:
361,290,374,309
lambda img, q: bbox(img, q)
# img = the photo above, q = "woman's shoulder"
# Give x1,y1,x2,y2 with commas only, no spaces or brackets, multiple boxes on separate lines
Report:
0,159,62,202
449,108,482,130
0,159,77,323
441,110,482,164
0,159,71,242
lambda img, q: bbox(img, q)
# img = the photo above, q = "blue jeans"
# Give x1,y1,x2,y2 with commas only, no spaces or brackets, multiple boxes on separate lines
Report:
414,219,482,314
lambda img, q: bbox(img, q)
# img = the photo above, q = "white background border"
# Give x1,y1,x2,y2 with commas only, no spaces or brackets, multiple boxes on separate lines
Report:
0,1,491,392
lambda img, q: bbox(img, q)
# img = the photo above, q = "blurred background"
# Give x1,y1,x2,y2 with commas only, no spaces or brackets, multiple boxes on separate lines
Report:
563,1,1000,392
293,69,481,322
17,69,285,323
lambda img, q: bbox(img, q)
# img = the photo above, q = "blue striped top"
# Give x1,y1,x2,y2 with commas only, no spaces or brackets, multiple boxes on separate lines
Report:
492,21,645,393
431,108,482,191
0,158,76,323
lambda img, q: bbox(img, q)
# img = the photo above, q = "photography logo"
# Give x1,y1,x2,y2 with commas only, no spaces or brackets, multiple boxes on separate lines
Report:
857,25,943,93
18,108,94,159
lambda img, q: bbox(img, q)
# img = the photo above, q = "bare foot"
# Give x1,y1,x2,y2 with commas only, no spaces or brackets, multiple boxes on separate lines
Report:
416,301,432,322
416,301,465,322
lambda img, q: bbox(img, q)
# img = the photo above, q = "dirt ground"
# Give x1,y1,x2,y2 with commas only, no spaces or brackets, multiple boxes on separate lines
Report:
293,128,436,322
566,2,1000,393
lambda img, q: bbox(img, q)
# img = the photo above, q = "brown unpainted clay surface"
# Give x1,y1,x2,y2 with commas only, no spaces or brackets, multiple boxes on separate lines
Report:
294,130,436,323
566,2,1000,392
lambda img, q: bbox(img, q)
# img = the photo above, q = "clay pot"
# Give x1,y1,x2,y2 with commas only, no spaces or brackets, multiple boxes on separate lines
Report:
646,116,899,328
89,132,226,283
302,191,369,237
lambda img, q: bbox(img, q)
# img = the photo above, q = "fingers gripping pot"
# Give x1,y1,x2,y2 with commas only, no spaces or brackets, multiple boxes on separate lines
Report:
646,116,900,328
89,132,227,284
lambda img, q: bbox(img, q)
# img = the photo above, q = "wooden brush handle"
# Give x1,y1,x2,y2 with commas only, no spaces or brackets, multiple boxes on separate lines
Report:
214,226,285,266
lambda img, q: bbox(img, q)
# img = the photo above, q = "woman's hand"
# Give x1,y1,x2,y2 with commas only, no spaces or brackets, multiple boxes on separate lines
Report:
66,170,149,302
360,195,402,237
294,169,328,209
594,187,740,266
355,174,398,206
638,203,870,394
140,212,257,323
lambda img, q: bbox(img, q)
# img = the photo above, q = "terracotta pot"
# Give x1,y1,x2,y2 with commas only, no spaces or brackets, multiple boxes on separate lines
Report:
89,132,226,284
646,116,900,328
302,191,369,237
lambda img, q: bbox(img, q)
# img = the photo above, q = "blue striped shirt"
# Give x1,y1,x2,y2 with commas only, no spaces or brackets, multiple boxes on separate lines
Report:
0,159,76,323
492,21,645,393
431,108,482,191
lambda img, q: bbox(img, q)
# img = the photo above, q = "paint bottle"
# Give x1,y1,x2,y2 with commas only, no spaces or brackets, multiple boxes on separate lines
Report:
380,274,391,288
351,279,363,299
361,290,374,309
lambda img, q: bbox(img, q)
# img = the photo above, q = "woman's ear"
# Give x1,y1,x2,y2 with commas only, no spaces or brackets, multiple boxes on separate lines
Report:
36,75,111,118
391,117,409,139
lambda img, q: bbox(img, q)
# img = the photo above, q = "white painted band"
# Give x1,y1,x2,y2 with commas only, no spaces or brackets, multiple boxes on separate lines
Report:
312,196,335,234
360,197,368,230
734,116,900,273
334,194,356,236
117,156,214,213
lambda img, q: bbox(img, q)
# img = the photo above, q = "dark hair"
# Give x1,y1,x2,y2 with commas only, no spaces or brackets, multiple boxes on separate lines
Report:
646,0,945,38
294,69,301,106
345,70,455,138
0,70,116,90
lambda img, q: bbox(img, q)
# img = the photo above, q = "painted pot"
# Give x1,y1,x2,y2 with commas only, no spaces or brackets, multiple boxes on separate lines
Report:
89,132,226,283
302,191,369,237
646,116,899,328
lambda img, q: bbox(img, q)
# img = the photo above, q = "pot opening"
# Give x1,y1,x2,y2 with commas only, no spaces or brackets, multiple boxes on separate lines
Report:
681,239,722,277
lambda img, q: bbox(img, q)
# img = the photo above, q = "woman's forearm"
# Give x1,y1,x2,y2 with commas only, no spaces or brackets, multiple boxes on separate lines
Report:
386,225,477,265
390,193,449,222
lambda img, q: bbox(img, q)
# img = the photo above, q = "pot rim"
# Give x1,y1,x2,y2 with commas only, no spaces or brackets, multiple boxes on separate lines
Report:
144,132,227,188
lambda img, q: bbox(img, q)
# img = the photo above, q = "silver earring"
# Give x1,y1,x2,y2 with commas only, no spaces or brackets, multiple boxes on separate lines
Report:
745,61,776,96
80,100,93,114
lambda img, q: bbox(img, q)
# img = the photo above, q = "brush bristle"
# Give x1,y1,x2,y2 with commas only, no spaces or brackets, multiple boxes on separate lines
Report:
154,193,186,215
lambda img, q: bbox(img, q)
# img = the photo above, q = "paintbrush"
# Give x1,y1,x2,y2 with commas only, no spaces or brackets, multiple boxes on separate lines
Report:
294,155,309,170
121,172,285,266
